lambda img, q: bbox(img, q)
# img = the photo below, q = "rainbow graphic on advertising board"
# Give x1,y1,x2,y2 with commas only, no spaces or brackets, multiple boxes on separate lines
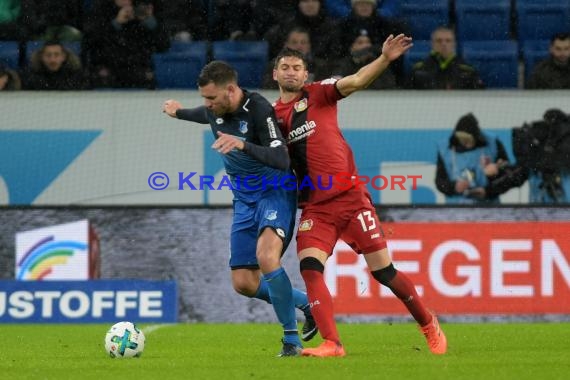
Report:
16,236,88,280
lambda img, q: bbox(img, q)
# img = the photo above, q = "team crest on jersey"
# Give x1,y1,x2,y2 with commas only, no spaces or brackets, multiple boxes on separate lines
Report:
299,219,313,231
239,120,248,134
265,210,277,221
294,98,308,112
216,118,224,125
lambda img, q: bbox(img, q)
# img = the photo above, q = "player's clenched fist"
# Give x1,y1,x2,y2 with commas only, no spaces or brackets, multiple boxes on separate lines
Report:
163,99,182,118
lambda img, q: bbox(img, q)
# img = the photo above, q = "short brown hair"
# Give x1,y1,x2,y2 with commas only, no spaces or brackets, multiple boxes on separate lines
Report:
198,61,238,87
273,47,308,70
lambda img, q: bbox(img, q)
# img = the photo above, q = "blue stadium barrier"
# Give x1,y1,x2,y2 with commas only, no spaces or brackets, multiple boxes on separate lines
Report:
455,0,511,41
153,42,208,89
0,41,19,69
522,39,550,80
400,0,449,40
516,0,570,43
462,40,519,88
212,41,269,88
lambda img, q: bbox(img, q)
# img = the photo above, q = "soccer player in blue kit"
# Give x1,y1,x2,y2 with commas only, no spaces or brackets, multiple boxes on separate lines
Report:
162,61,316,356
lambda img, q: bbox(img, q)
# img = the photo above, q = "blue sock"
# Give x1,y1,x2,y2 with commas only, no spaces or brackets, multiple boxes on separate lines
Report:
255,277,310,318
263,267,302,347
253,279,271,303
293,289,310,317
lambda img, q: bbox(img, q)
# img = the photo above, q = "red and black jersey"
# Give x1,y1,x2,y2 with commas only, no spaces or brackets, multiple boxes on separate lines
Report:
273,79,358,206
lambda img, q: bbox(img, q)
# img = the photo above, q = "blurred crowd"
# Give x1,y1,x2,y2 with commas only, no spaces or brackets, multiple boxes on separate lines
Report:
0,0,568,91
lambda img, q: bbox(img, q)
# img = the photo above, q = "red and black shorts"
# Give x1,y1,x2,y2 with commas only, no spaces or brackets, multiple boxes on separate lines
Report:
296,187,388,255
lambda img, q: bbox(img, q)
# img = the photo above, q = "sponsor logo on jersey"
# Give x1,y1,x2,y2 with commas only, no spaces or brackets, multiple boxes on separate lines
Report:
294,98,308,112
266,117,277,138
265,210,277,220
275,228,286,238
299,219,313,231
288,120,316,143
270,140,282,148
216,118,224,125
239,121,248,134
320,78,338,85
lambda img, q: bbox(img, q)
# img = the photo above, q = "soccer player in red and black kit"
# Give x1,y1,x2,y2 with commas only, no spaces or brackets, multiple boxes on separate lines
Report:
272,34,448,357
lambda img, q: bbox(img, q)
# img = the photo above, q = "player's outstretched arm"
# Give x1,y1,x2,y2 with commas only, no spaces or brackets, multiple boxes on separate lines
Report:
163,99,209,124
336,34,413,97
162,99,182,118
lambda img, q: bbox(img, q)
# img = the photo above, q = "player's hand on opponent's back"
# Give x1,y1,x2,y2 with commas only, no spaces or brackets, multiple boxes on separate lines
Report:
162,99,182,118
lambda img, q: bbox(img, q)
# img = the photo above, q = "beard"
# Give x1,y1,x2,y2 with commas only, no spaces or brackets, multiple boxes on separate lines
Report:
280,81,303,93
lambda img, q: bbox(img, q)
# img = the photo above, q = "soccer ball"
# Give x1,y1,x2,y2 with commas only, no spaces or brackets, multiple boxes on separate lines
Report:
104,321,145,358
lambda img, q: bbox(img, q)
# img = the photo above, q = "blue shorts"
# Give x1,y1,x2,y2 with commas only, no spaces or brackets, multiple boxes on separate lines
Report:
229,188,296,269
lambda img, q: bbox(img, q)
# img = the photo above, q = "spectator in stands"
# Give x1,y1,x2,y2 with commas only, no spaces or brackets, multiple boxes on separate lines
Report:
84,0,169,89
326,0,400,18
251,0,298,39
208,0,256,41
155,0,207,42
264,0,340,60
262,27,330,89
0,63,21,90
410,27,484,89
209,0,297,41
436,113,513,204
526,33,570,90
21,41,86,90
0,0,24,41
337,0,409,84
332,29,396,89
20,0,83,41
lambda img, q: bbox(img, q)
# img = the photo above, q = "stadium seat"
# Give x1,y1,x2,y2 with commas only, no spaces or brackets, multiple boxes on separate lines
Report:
462,40,519,88
516,0,570,43
153,42,208,89
403,40,432,75
455,0,511,41
522,40,550,80
0,41,20,70
25,41,81,62
399,0,449,40
212,41,268,88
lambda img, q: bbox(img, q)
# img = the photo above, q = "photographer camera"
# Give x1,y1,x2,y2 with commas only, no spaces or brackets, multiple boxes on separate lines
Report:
436,113,527,204
513,108,570,203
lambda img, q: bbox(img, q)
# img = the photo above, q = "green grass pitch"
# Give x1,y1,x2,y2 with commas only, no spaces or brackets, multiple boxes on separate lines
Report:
0,322,568,380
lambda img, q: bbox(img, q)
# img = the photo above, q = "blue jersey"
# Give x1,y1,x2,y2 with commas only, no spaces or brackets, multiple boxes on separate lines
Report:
178,90,292,204
207,91,290,203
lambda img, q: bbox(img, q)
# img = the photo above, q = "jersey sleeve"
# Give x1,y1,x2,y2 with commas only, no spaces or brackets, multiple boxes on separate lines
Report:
175,106,209,124
242,93,290,170
250,93,287,148
309,79,344,106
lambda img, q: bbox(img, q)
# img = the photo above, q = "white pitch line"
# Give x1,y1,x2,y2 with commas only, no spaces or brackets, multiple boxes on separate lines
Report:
142,324,175,335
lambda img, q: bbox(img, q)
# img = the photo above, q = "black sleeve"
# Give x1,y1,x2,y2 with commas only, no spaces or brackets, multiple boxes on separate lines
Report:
435,153,457,196
495,140,510,162
243,142,290,171
175,107,209,124
242,93,290,171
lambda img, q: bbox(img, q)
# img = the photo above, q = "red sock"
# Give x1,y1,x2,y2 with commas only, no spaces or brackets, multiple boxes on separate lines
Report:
388,271,432,326
301,269,341,344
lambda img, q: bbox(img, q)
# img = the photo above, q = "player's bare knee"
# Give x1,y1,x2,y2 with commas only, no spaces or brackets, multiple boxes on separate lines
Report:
256,249,280,271
231,274,258,296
